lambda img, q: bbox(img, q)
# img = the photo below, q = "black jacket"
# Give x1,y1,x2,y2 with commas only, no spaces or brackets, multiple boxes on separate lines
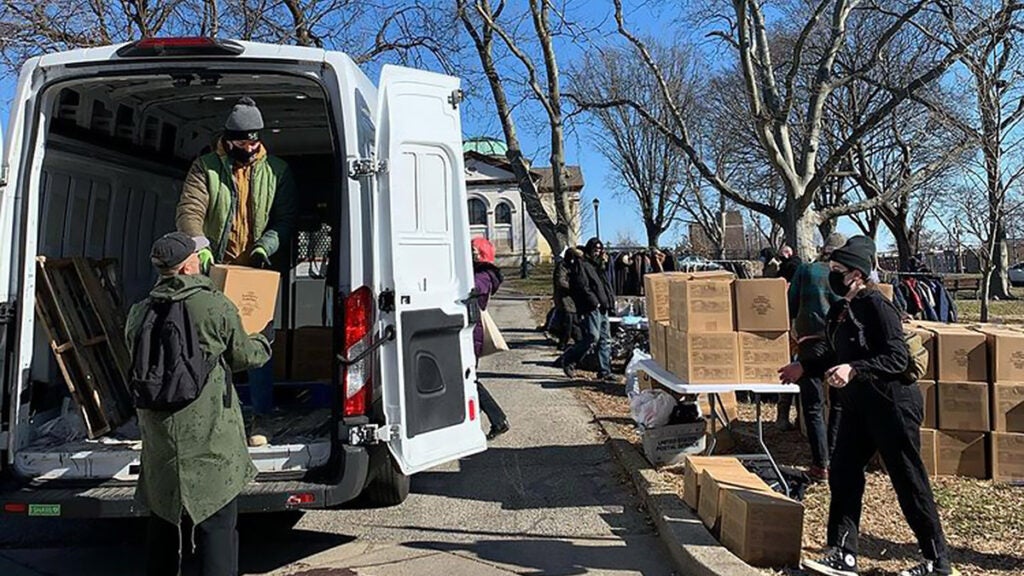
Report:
572,256,614,314
807,289,909,385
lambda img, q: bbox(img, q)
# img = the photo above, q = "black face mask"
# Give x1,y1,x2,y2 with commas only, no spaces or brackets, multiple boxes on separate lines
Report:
829,270,851,297
227,144,258,164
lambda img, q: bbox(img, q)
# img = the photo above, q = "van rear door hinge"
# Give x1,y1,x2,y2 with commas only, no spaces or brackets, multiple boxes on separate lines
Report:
0,302,15,325
448,89,464,109
348,157,388,179
378,289,395,313
349,424,399,446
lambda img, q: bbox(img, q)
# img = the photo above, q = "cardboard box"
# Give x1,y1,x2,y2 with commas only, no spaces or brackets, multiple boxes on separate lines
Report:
919,380,937,429
738,331,791,384
973,327,1024,383
698,469,771,533
644,271,734,323
733,279,790,332
931,327,988,382
271,329,289,381
989,432,1024,482
937,381,990,432
670,278,735,332
210,265,281,335
720,488,804,567
665,329,740,384
920,428,938,477
649,321,668,366
699,392,739,423
907,327,936,381
289,327,334,382
936,430,988,479
641,420,707,466
992,383,1024,433
681,456,747,510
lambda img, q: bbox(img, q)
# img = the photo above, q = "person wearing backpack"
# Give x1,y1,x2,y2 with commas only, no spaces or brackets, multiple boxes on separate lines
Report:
127,232,272,576
780,236,956,576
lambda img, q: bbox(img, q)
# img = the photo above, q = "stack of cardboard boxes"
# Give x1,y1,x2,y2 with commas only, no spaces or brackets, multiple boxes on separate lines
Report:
682,455,804,567
911,322,1024,481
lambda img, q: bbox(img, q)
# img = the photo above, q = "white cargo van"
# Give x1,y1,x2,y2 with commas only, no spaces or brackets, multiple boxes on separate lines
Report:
0,38,487,517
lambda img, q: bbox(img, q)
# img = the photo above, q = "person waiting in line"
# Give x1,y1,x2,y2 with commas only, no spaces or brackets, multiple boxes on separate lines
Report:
552,247,582,351
779,232,846,480
778,243,803,282
472,237,510,440
781,236,958,576
561,237,615,382
175,96,297,447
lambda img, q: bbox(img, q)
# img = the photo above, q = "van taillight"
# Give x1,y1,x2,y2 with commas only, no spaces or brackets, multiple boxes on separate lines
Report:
116,37,244,57
342,286,374,417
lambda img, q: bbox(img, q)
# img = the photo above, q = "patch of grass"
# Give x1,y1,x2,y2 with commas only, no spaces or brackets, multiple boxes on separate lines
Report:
955,299,1024,323
501,263,555,297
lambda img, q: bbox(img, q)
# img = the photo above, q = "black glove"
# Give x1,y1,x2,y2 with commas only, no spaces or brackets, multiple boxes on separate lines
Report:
250,246,271,269
260,321,275,344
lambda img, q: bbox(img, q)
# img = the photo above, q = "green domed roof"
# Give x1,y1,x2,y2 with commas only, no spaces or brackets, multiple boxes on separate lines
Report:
463,136,508,157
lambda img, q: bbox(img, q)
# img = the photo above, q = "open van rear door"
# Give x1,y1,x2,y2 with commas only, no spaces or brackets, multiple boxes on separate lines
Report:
374,65,486,474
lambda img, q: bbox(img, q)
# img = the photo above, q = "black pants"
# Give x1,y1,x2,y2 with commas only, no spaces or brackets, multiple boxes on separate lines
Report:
827,380,948,564
147,498,239,576
477,381,508,429
797,339,842,468
557,311,579,350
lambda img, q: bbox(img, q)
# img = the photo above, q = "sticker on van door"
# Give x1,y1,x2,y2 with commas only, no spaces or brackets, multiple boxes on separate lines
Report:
28,504,61,517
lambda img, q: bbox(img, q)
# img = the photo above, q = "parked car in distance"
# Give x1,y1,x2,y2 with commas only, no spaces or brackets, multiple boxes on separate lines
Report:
1009,263,1024,287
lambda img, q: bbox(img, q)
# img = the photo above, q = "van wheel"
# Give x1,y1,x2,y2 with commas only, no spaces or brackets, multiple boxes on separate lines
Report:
362,452,410,507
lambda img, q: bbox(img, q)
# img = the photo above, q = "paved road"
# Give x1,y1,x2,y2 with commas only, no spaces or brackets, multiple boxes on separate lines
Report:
0,298,673,576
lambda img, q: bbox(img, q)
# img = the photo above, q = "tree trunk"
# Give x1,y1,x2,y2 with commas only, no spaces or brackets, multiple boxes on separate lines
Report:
990,228,1013,299
645,223,662,249
792,212,820,264
893,226,914,271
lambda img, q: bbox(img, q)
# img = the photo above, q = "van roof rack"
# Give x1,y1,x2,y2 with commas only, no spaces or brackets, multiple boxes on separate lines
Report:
116,37,245,58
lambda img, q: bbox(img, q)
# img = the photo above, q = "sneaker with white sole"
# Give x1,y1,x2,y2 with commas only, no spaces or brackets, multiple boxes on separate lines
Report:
802,547,858,576
899,561,960,576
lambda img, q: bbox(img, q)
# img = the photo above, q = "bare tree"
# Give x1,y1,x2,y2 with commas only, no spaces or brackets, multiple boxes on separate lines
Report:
457,0,575,257
575,0,1024,259
571,43,696,247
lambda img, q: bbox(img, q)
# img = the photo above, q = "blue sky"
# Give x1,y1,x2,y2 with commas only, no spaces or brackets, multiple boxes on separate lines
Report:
0,2,881,253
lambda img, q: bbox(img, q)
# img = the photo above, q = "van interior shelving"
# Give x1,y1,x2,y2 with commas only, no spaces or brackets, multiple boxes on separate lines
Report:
19,72,340,483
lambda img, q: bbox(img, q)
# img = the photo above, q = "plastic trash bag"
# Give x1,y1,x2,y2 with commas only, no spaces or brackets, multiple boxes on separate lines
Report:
629,389,676,428
624,349,652,399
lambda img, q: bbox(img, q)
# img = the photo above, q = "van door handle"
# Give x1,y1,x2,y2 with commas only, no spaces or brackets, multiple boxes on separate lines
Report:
337,325,396,367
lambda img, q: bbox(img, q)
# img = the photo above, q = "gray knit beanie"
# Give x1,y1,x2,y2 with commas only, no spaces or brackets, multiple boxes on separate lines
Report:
224,97,263,140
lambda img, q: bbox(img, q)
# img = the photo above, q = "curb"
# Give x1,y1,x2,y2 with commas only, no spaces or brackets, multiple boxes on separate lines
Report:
584,406,762,576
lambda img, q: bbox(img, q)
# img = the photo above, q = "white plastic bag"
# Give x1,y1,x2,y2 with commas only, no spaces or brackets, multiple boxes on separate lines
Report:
624,349,652,399
629,389,676,429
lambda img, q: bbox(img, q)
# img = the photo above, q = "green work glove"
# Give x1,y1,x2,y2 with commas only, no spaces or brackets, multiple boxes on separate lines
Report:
251,246,271,269
197,248,214,274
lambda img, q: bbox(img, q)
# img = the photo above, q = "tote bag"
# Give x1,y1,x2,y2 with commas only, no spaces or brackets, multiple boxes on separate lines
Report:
480,309,509,356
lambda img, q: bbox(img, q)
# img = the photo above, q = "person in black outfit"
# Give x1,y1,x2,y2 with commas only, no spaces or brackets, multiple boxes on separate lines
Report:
783,236,957,576
552,248,581,350
561,237,615,382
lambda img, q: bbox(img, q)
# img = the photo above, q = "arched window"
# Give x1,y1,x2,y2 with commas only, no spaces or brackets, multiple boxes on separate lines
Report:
495,202,512,225
468,198,487,226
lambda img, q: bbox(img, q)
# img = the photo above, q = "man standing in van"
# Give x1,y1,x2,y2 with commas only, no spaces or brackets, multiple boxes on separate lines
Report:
127,232,271,576
176,96,297,436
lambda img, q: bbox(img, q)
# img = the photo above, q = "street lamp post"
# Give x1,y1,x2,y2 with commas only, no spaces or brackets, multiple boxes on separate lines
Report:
592,198,601,240
520,201,528,279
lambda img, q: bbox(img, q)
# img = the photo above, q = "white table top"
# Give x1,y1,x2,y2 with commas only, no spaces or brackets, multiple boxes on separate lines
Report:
636,358,800,395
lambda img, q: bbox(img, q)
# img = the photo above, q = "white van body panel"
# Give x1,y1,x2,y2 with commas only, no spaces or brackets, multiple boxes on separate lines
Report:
374,65,486,475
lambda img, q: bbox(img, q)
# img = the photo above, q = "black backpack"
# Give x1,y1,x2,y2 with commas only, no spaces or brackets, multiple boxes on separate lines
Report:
130,300,226,411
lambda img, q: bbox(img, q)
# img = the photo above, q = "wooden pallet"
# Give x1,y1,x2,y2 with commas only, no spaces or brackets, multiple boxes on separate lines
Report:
34,257,133,438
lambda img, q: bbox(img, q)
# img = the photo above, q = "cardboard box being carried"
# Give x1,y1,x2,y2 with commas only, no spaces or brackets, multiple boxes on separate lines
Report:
936,430,988,479
733,278,790,332
720,488,804,567
681,456,748,510
670,277,734,332
931,326,988,382
289,326,334,382
738,331,791,384
210,265,281,335
907,326,937,381
665,329,740,384
937,381,990,432
973,326,1024,383
641,420,707,466
698,468,771,533
919,381,937,429
989,432,1024,482
992,383,1024,433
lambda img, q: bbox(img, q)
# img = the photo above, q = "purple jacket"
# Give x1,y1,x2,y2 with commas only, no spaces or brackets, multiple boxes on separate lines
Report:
473,263,503,357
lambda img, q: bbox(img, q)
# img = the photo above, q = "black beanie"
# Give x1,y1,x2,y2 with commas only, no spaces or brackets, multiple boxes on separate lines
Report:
830,235,875,278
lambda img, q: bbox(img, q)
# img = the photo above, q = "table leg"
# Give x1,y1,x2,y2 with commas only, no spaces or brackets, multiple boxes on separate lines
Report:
706,393,718,454
755,392,790,497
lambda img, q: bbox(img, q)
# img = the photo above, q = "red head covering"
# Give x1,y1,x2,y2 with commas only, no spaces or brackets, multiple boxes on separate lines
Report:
471,237,496,264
